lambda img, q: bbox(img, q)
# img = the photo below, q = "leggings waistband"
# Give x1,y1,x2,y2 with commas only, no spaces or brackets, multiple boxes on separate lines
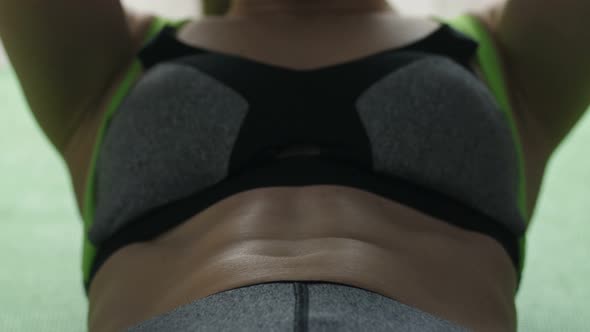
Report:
126,281,470,332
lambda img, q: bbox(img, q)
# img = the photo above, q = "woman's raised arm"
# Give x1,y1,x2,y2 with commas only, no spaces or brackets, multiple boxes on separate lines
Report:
0,0,138,155
479,0,590,152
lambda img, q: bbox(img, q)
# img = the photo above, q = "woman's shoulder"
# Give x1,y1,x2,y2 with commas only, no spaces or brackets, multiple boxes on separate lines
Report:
468,2,590,155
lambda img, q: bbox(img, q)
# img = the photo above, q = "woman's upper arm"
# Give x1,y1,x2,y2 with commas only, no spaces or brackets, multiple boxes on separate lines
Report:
482,0,590,151
0,0,135,155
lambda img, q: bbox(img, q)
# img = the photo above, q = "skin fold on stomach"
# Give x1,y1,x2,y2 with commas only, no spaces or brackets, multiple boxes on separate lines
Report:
87,185,517,332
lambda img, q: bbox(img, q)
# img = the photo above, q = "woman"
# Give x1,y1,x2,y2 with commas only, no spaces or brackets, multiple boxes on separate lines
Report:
1,0,588,331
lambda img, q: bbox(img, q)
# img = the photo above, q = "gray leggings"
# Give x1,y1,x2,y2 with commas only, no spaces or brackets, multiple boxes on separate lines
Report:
126,281,470,331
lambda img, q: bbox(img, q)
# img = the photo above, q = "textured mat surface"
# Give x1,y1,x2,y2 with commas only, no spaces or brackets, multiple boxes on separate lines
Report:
1,66,589,331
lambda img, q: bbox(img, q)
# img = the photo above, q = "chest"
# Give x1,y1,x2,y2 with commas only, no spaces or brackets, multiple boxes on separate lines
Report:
64,18,551,224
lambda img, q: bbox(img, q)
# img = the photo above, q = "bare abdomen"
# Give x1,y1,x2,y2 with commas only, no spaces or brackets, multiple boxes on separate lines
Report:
88,185,517,332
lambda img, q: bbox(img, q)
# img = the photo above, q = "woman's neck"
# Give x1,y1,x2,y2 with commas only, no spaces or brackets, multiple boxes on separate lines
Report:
226,0,396,19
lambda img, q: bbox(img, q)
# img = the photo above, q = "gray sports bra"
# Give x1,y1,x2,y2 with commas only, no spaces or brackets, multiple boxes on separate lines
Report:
80,15,530,294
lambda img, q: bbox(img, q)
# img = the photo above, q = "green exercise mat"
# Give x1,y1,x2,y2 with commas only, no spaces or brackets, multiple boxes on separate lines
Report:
1,66,589,331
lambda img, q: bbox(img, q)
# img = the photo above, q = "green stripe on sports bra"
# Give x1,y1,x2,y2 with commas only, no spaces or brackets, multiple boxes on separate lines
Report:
439,13,529,286
441,14,529,221
81,16,192,288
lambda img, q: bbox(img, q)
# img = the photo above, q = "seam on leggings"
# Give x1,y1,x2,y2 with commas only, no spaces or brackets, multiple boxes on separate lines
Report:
293,282,309,332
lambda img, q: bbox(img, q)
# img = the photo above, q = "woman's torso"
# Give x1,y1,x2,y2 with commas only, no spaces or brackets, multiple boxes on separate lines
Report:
64,13,554,332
